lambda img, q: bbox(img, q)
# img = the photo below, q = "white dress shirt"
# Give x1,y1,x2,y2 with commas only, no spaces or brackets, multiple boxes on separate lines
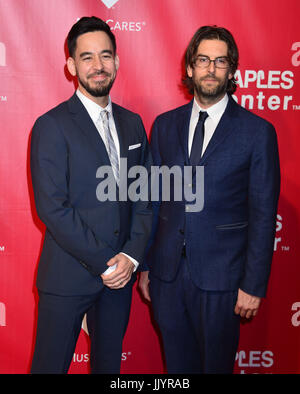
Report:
76,89,121,161
76,89,139,273
188,93,229,157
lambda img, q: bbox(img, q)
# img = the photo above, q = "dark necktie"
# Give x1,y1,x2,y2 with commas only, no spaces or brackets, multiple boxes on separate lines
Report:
190,111,208,166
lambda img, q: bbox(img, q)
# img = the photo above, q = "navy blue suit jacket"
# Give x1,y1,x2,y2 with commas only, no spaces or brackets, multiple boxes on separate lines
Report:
31,93,152,296
145,96,280,297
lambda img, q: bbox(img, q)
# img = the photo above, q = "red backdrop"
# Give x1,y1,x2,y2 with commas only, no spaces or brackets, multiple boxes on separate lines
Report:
0,0,299,374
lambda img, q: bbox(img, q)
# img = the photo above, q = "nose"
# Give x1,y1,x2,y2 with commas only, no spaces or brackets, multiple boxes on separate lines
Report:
93,55,104,70
207,59,216,73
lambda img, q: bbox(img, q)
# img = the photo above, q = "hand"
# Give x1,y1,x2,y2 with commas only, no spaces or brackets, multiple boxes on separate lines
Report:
139,271,151,302
101,253,134,289
234,288,261,319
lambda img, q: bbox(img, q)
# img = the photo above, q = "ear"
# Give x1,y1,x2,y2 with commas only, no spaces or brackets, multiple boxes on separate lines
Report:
228,66,234,80
67,57,76,77
187,64,193,78
114,54,120,70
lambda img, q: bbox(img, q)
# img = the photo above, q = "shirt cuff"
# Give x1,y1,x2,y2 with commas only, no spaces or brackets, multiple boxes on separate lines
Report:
120,252,139,272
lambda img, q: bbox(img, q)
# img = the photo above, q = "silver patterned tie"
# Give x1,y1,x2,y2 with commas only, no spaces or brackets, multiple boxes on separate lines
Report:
99,110,119,183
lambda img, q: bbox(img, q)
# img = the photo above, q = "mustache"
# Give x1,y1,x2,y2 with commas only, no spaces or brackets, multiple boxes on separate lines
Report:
200,74,220,82
88,70,111,79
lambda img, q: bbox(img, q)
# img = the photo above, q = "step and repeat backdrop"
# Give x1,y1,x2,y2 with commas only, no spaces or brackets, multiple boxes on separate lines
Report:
0,0,299,374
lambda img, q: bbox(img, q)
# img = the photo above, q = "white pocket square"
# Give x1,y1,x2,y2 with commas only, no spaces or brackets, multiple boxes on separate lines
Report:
128,143,141,150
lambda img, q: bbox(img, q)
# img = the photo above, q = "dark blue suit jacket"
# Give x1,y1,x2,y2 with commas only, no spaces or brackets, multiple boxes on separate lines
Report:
145,96,280,297
31,93,152,296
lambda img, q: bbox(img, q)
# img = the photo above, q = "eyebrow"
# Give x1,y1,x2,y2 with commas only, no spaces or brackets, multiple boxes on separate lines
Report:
79,49,113,58
196,53,228,58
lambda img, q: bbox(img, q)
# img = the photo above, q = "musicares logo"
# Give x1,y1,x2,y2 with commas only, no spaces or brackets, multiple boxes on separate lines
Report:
101,0,120,8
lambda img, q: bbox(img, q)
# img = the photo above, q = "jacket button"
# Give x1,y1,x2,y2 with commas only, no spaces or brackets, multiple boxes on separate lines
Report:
179,229,184,235
114,230,119,235
80,260,88,269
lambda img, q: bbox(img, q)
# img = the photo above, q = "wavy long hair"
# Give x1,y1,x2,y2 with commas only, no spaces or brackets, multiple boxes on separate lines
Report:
183,25,239,95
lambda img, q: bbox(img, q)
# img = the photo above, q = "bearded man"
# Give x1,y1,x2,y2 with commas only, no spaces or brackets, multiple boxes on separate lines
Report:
139,25,280,374
30,16,152,374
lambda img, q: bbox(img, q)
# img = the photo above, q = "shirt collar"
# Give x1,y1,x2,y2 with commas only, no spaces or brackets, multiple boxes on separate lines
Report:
192,93,228,125
76,89,112,123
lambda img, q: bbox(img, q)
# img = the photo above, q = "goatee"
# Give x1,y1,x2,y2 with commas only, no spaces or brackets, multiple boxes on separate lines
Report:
78,71,116,97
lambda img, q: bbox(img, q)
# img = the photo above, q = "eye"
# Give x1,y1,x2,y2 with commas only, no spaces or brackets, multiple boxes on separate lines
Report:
216,57,228,65
101,54,113,61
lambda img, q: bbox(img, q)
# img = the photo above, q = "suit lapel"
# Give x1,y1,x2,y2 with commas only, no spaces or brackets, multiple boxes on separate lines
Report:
199,96,238,164
67,93,111,164
177,101,193,165
111,103,128,159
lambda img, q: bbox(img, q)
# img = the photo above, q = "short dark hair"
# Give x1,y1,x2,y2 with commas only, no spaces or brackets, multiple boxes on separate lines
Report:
67,16,116,58
183,25,239,95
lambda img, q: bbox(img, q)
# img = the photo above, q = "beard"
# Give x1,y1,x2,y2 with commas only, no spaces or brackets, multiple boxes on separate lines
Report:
193,71,230,102
78,70,116,97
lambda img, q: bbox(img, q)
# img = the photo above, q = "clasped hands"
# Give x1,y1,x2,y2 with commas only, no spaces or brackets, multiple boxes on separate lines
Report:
101,253,134,289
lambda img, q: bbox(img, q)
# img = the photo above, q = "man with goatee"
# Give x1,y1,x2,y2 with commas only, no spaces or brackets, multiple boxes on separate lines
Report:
30,16,152,374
